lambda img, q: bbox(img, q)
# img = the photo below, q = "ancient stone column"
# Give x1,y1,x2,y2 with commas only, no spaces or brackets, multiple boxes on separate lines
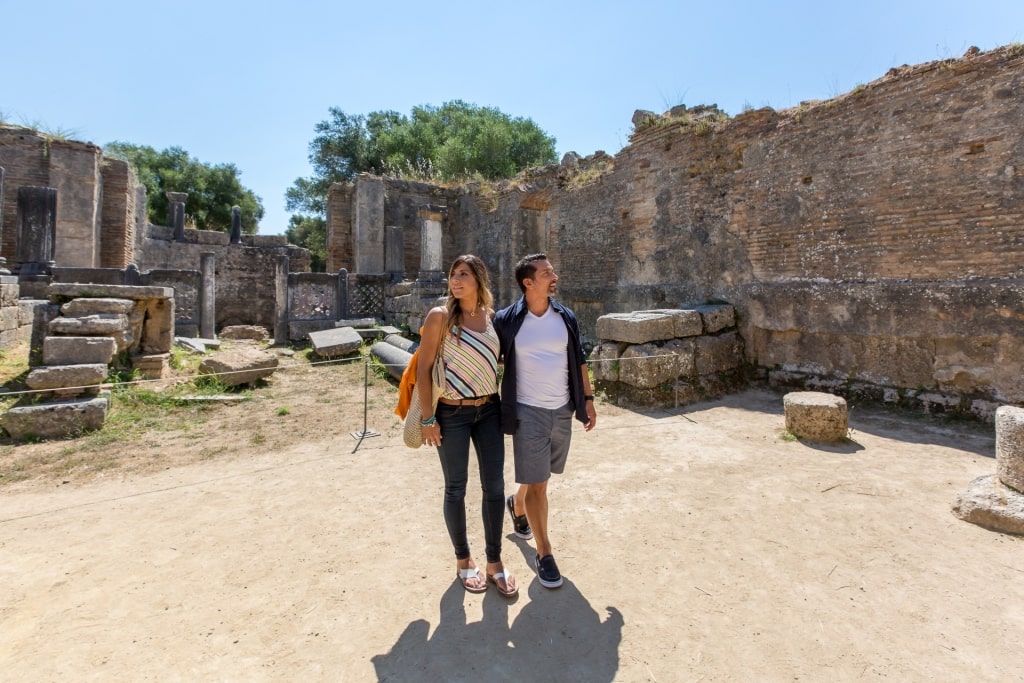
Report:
353,176,384,273
16,186,58,276
996,405,1024,493
167,191,188,241
418,204,446,281
385,225,404,282
200,252,216,339
274,253,289,345
336,268,349,320
230,205,242,244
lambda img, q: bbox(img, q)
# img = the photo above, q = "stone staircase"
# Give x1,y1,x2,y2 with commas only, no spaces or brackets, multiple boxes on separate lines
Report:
1,284,174,440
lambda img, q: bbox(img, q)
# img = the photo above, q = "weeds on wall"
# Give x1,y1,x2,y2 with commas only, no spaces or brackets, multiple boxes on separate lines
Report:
561,158,614,190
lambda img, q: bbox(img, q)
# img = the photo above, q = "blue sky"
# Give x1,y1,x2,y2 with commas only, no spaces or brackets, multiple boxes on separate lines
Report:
3,0,1022,234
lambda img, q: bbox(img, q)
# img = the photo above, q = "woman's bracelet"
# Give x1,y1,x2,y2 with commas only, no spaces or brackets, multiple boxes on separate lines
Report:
420,415,437,427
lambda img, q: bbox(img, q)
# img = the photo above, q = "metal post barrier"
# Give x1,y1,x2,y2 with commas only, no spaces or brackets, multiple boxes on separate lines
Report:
350,359,380,452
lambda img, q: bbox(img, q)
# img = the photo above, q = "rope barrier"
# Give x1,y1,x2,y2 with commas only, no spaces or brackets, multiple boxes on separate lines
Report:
0,350,369,400
0,349,691,402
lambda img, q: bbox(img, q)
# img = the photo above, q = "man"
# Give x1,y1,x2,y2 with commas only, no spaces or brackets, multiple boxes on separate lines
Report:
494,253,596,589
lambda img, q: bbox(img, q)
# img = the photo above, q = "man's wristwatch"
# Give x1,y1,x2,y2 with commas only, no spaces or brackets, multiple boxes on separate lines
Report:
584,395,594,401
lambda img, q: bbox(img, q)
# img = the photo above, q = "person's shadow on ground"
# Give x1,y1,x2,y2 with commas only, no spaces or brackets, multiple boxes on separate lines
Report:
372,577,623,682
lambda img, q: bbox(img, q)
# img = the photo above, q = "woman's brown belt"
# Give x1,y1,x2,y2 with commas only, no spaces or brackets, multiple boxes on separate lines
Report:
437,394,496,407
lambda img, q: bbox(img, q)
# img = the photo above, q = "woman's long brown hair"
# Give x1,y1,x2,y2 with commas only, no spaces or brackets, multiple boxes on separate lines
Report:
444,254,494,343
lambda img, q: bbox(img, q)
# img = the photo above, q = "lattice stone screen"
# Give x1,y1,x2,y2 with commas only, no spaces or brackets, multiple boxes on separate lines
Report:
347,273,388,318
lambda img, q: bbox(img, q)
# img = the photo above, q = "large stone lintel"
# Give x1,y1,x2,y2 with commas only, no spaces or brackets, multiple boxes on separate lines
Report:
48,283,174,300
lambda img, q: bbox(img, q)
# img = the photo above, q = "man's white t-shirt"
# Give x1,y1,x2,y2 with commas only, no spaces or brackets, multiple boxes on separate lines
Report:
515,305,570,409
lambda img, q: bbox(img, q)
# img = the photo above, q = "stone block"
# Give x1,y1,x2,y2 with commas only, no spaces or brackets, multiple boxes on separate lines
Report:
996,405,1024,493
175,337,208,353
19,299,46,326
355,328,385,340
1,397,109,440
132,353,171,380
43,336,117,365
26,363,108,390
336,317,378,328
48,283,174,300
176,335,207,352
0,329,20,348
952,474,1024,536
141,297,174,353
0,281,19,307
48,314,129,336
0,306,18,332
783,391,848,443
310,326,363,358
638,309,704,338
289,320,336,341
595,312,675,344
198,348,278,387
61,297,135,316
695,304,735,333
664,338,697,378
219,325,270,341
618,343,680,389
589,342,625,382
695,331,743,376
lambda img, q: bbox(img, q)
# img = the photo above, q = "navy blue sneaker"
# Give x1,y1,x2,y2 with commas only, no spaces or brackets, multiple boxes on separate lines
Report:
506,495,533,540
535,553,563,588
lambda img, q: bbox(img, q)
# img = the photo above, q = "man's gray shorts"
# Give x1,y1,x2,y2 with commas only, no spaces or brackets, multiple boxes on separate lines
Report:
513,402,574,484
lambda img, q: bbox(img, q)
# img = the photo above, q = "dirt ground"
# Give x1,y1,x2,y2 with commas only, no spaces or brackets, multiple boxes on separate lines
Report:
1,354,1022,682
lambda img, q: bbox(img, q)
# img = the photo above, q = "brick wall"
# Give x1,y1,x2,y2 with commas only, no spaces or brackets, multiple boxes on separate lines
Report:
331,45,1024,407
325,182,354,272
0,127,50,267
0,127,138,270
100,158,136,268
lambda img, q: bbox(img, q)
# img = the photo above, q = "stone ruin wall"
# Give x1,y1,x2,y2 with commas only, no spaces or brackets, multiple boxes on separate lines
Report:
327,176,453,279
136,225,311,331
333,45,1024,413
0,126,313,337
0,127,138,270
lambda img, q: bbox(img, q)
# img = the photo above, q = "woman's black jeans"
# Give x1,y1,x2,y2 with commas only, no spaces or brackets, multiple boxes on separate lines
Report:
435,399,505,564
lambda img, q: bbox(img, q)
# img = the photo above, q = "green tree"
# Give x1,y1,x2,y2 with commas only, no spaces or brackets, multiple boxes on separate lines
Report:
285,100,557,217
285,214,326,272
105,142,264,233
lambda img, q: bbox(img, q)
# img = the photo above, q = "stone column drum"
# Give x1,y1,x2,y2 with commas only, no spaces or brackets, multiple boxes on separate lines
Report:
783,391,848,443
996,405,1024,493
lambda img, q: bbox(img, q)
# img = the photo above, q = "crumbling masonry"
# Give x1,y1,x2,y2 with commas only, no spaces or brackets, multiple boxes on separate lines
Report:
327,45,1024,418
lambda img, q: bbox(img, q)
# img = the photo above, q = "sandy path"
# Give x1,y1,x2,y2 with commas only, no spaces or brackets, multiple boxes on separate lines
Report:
1,389,1021,682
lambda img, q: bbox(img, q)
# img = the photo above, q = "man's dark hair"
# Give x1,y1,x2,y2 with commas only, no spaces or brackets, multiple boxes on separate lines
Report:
515,253,548,293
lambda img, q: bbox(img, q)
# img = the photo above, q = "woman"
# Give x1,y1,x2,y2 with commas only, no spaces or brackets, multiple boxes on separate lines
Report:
416,255,517,597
